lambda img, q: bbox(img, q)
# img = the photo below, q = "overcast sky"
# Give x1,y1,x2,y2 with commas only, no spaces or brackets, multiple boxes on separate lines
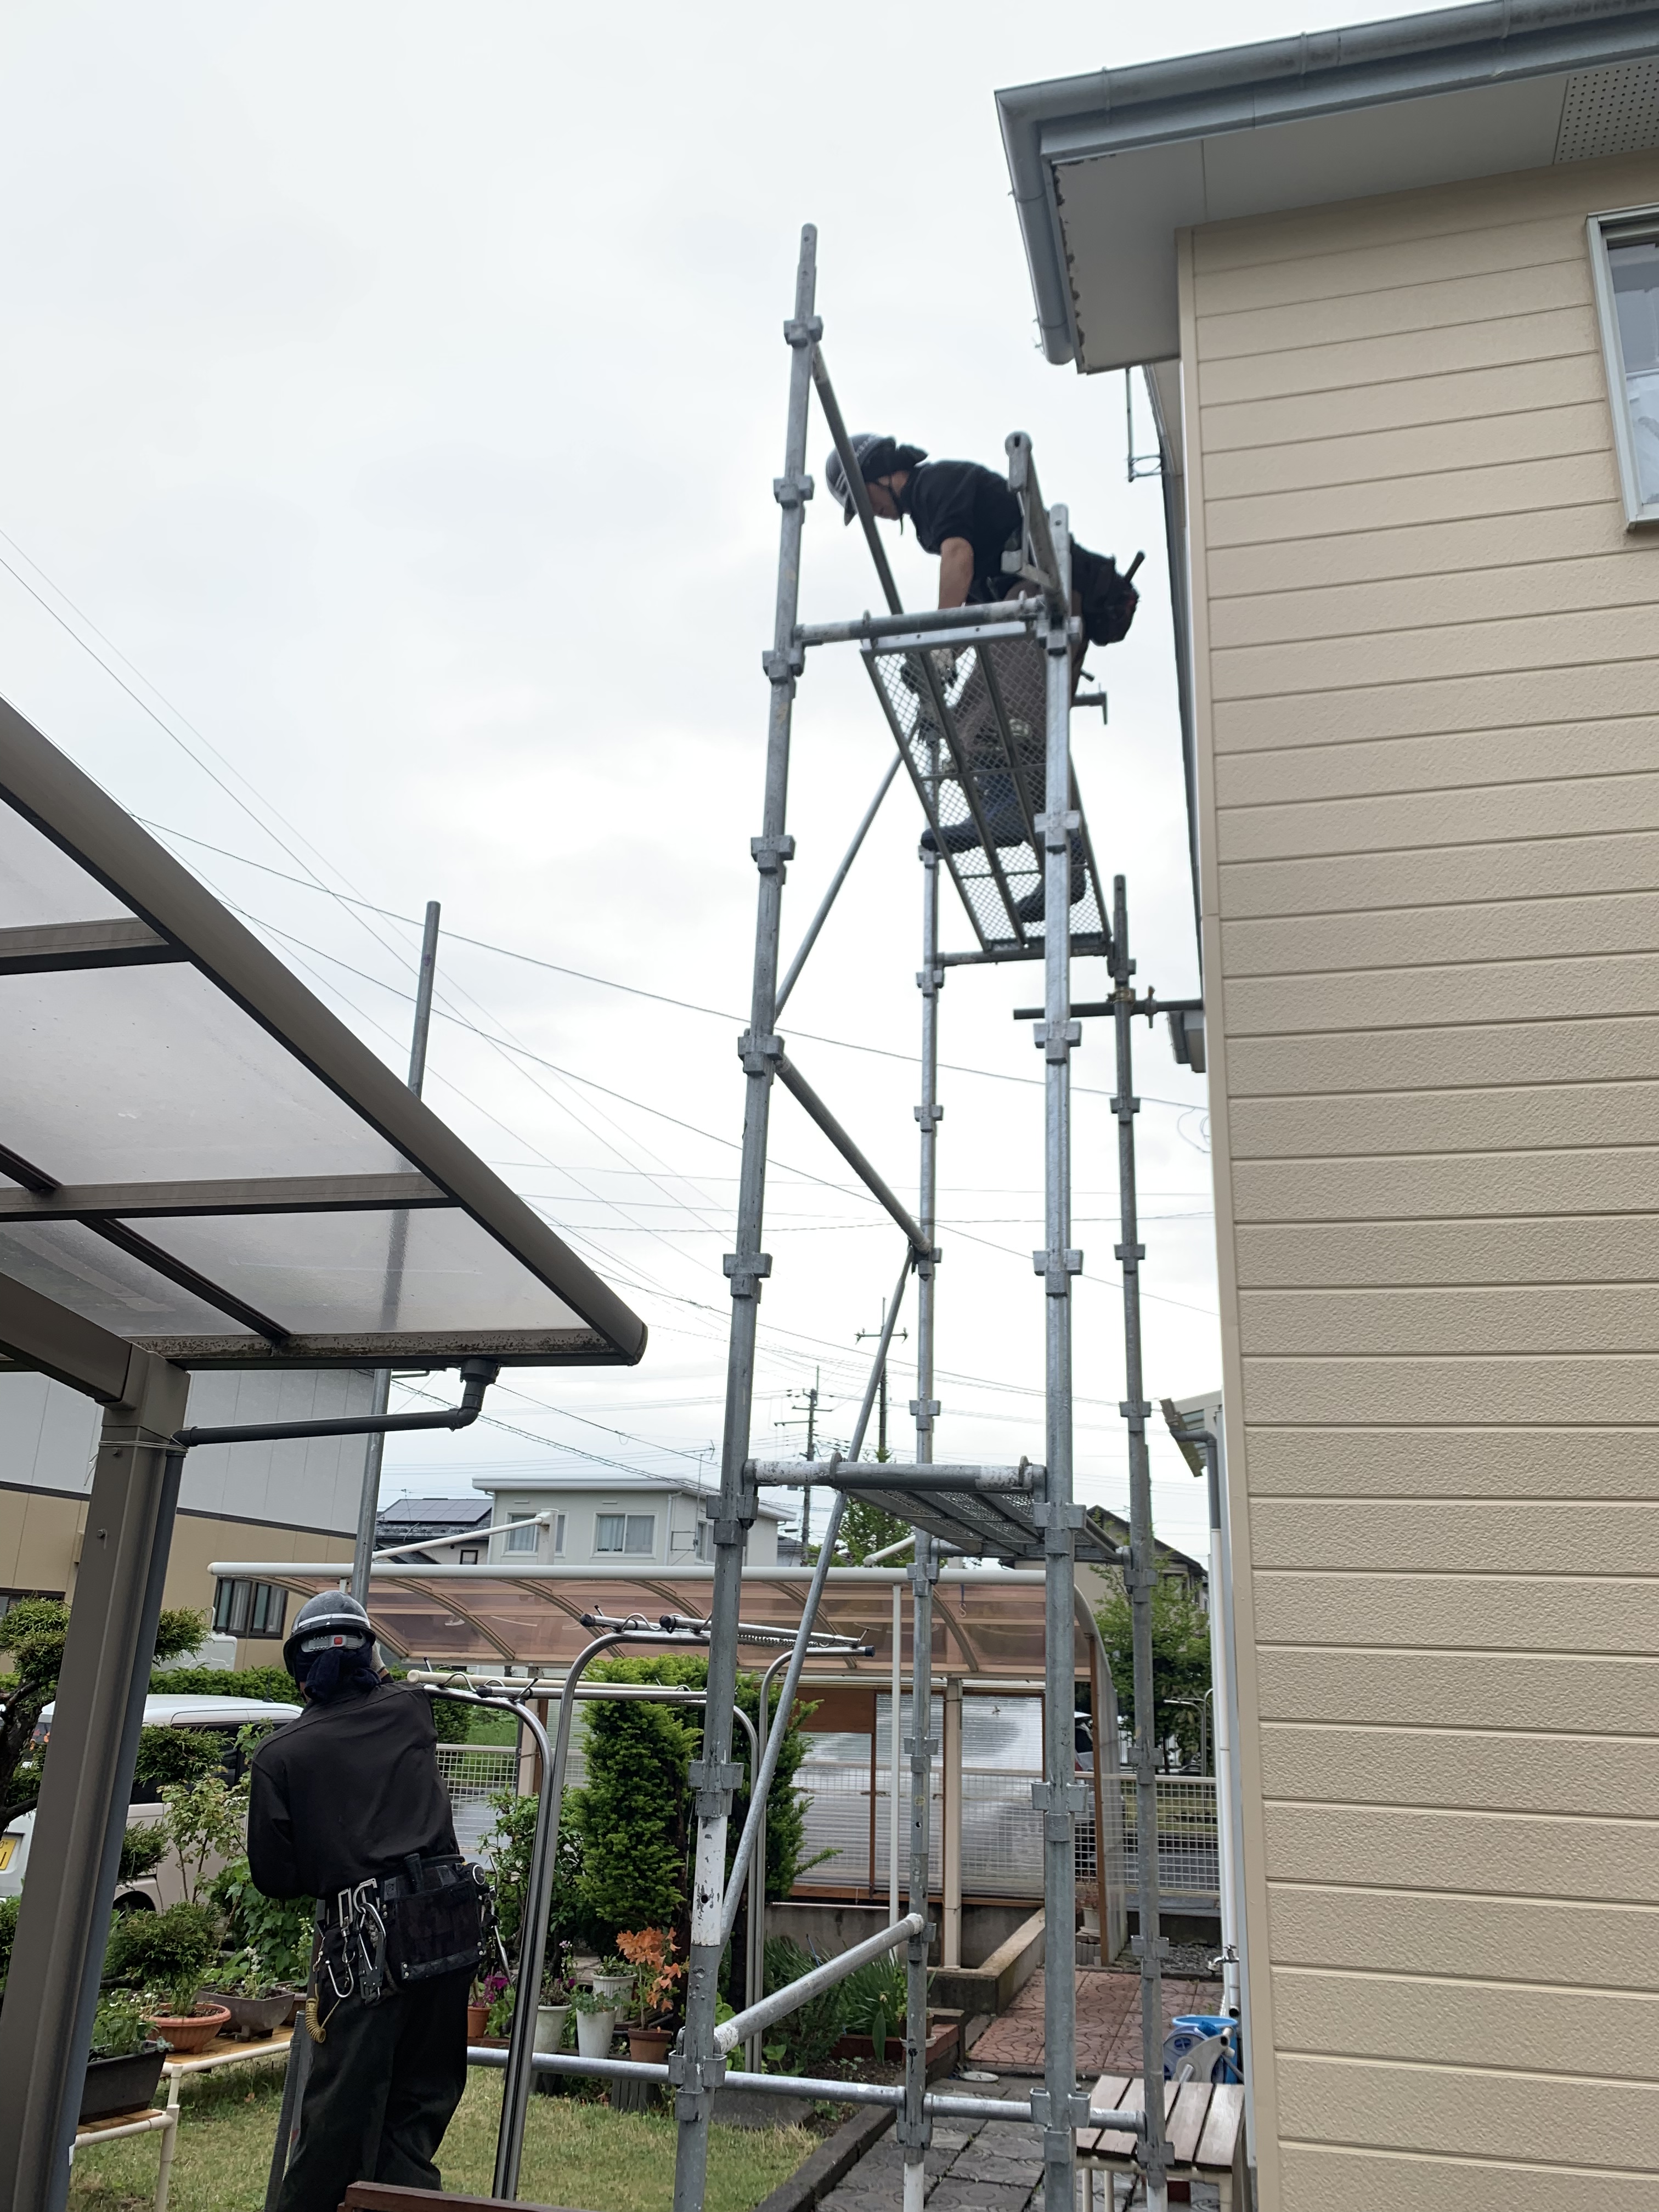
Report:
0,1,1456,1560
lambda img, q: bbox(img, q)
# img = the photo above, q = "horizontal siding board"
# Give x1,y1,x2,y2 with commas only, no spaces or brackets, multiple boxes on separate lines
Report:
1204,400,1608,506
1234,1146,1659,1220
1251,1571,1659,1655
1205,501,1634,597
1223,894,1659,976
1205,450,1611,551
1278,2144,1621,2212
1267,1883,1659,1991
1240,1353,1659,1425
1262,1722,1659,1820
1193,213,1583,317
1217,776,1659,866
1262,1799,1659,1903
1221,837,1659,926
1198,303,1593,408
1229,1080,1659,1161
1194,255,1590,363
1256,1648,1659,1735
1274,2051,1659,2169
1214,596,1654,703
1209,546,1657,652
1249,1497,1659,1575
1236,1216,1659,1290
1224,1015,1659,1098
1200,351,1604,454
1242,1284,1659,1359
1213,657,1659,752
1216,721,1659,815
1242,1424,1659,1499
1272,1966,1659,2077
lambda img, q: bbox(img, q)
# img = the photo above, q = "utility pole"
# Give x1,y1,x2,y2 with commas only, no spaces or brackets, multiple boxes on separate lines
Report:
776,1369,821,1557
855,1303,907,1459
351,899,442,1602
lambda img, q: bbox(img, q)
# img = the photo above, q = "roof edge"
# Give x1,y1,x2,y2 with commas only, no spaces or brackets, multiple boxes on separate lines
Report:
997,0,1659,363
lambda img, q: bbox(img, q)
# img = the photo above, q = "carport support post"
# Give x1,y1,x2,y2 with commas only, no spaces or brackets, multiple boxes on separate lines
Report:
0,1351,190,2212
1036,530,1080,2212
673,223,817,2212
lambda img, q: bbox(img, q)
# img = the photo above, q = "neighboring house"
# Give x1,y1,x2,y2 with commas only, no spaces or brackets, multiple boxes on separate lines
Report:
0,1368,371,1664
999,5,1659,2205
374,1494,493,1564
475,1471,787,1567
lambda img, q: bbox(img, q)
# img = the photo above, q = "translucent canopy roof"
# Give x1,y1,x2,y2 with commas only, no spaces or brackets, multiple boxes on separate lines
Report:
206,1561,1094,1683
0,698,645,1393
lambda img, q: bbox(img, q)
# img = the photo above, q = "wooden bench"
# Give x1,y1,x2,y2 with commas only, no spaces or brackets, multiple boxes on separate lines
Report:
341,2186,594,2212
1075,2073,1246,2209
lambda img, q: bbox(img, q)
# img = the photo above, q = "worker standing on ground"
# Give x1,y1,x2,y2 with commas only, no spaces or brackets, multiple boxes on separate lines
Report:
250,1593,482,2212
826,436,1138,914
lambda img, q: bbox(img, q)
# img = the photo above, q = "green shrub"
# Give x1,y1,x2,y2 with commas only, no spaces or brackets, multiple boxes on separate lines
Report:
0,1895,16,1991
118,1822,168,1886
105,1901,219,2016
761,1937,847,2076
148,1664,296,1704
569,1668,695,1938
132,1726,221,1796
482,1790,594,1966
208,1857,315,1987
839,1954,907,2036
89,1988,151,2059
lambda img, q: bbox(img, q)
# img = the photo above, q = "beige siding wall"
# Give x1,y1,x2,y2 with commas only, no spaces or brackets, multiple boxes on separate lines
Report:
1183,148,1659,2210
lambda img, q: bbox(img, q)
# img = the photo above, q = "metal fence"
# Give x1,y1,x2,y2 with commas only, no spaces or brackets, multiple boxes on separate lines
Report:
1116,1775,1218,1909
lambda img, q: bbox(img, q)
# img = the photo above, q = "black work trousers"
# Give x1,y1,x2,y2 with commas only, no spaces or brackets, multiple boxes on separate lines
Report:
276,1963,470,2212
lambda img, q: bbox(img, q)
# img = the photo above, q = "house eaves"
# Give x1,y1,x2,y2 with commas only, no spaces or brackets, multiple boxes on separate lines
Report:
996,0,1659,370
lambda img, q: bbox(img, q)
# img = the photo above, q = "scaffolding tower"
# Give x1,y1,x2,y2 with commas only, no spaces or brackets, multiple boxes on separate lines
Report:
481,223,1184,2212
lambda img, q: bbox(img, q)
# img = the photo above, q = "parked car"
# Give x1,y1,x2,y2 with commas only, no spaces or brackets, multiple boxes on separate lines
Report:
0,1692,299,1909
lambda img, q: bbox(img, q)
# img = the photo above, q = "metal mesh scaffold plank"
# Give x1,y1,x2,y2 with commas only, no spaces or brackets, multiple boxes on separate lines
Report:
865,632,1109,953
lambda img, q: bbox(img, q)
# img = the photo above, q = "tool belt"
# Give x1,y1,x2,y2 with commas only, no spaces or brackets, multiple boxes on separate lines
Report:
315,1854,495,2007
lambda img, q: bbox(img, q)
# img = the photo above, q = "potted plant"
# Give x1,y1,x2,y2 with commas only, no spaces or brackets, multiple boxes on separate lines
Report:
616,1928,681,2063
589,1955,633,2005
466,1978,494,2044
202,1946,291,2041
80,1991,167,2125
105,1902,229,2056
536,1963,574,2059
572,1982,618,2059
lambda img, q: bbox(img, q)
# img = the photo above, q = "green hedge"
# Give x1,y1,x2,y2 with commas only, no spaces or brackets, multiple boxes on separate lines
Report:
149,1664,297,1703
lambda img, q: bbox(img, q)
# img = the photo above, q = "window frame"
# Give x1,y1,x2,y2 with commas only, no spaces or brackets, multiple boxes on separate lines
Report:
595,1510,656,1556
503,1513,540,1556
211,1576,287,1639
1588,203,1659,529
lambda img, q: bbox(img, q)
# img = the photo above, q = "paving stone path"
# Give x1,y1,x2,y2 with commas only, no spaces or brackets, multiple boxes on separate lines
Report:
968,1968,1222,2077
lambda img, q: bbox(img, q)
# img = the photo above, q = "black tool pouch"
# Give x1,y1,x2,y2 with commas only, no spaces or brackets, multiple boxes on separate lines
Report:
383,1855,486,1987
1071,543,1139,646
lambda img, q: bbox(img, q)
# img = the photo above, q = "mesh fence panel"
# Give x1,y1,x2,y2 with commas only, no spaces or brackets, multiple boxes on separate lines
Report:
1115,1775,1220,1904
867,635,1106,950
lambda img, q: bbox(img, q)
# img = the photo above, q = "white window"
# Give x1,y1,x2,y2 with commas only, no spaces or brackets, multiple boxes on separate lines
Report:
595,1511,656,1555
504,1514,539,1555
553,1513,566,1557
1590,206,1659,525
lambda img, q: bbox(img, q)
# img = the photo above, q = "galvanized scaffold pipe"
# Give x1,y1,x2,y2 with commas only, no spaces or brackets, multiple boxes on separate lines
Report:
672,223,819,2212
1036,509,1081,2212
1111,874,1170,2212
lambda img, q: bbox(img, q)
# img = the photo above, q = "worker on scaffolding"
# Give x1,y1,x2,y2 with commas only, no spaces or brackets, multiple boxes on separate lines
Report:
250,1593,484,2212
825,437,1137,913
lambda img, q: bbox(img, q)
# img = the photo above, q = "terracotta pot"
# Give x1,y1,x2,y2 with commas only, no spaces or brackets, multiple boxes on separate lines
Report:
628,2028,673,2064
145,2001,232,2055
466,2001,491,2041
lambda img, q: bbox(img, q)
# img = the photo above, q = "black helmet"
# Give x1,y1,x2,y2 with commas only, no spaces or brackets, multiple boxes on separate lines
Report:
282,1589,373,1681
825,436,927,525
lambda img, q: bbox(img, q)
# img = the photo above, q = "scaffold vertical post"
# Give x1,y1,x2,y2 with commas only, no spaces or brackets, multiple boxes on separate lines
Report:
672,222,818,2212
1113,873,1169,2212
901,1532,936,2212
1036,509,1080,2212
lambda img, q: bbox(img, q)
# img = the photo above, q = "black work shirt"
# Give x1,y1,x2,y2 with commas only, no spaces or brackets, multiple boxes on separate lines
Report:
900,460,1022,602
247,1680,458,1902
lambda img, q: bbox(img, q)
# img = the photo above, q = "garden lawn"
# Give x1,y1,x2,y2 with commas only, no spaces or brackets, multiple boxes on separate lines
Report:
69,2059,815,2212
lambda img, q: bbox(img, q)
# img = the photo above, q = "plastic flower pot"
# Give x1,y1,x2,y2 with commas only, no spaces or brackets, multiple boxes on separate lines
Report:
590,1974,631,2002
79,2042,167,2125
535,2002,571,2054
575,2007,616,2058
204,1988,291,2040
145,2001,232,2055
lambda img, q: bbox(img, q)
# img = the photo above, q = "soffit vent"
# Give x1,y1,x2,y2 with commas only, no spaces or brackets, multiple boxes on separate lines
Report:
1555,60,1659,163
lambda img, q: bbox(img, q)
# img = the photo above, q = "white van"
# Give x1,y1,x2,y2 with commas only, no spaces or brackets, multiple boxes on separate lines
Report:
0,1692,300,1910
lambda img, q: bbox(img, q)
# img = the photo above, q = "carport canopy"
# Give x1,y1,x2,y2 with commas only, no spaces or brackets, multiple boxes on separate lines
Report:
0,695,645,1394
